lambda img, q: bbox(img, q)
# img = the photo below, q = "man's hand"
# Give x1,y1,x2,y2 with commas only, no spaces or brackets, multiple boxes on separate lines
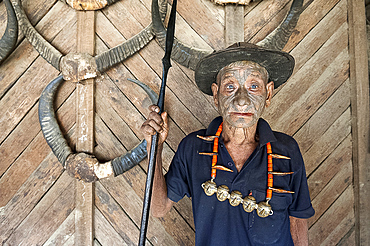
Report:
141,105,169,147
141,105,174,217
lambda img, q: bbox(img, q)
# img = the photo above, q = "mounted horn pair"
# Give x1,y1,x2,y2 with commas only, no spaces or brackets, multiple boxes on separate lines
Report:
10,0,166,181
39,75,158,182
0,0,18,65
10,0,168,78
151,0,304,69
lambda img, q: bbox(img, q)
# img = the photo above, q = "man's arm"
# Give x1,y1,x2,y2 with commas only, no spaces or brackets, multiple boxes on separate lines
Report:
141,105,174,217
290,216,309,246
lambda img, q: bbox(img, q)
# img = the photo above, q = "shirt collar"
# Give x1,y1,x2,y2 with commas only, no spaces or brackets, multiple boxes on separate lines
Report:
205,116,277,148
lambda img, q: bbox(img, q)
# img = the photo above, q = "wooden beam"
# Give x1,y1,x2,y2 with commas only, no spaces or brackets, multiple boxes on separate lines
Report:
225,4,244,46
75,10,95,246
347,0,370,245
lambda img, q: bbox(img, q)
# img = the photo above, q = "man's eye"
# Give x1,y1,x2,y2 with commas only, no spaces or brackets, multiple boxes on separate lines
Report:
250,84,259,90
226,84,235,90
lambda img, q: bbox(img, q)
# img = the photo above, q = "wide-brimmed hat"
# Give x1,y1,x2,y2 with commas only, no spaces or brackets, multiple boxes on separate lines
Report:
194,42,295,95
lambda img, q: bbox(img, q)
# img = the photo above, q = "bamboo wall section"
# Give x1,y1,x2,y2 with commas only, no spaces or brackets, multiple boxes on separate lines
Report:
0,0,367,245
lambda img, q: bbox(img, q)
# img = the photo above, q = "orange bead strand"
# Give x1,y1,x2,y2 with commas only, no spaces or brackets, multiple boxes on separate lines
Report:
211,123,223,179
266,142,273,200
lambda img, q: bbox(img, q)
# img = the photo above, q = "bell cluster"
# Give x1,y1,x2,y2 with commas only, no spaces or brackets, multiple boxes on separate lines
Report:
201,180,273,218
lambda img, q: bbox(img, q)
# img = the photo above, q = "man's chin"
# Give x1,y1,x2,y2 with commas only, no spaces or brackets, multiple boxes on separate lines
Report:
224,116,257,129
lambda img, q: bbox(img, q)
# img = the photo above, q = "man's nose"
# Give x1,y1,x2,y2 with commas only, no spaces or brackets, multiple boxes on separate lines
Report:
234,89,251,107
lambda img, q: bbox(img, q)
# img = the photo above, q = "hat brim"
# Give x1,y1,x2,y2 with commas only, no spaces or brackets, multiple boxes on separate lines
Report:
194,45,295,95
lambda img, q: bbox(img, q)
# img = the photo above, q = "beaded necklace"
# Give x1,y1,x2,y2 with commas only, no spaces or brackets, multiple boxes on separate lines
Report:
199,122,294,218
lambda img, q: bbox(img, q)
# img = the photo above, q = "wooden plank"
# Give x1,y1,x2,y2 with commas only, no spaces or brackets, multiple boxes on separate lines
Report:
75,10,95,246
95,182,143,245
93,112,190,245
225,5,244,46
168,0,225,49
347,0,370,245
267,48,349,135
289,0,347,71
97,3,219,128
0,152,64,244
0,73,75,177
95,64,186,152
44,210,75,246
308,159,352,227
0,89,75,207
95,182,154,245
94,72,176,168
95,74,195,231
308,186,354,246
0,57,59,143
284,0,341,52
320,210,355,246
95,10,218,132
94,207,129,246
307,135,352,199
4,174,75,245
263,23,348,127
337,226,356,246
303,108,351,175
244,0,289,41
64,234,76,246
294,79,350,153
0,2,77,143
100,176,192,245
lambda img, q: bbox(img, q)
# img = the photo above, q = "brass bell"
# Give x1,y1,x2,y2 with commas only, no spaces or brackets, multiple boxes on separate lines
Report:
229,190,243,206
216,185,230,202
201,180,217,196
256,201,273,218
243,196,257,212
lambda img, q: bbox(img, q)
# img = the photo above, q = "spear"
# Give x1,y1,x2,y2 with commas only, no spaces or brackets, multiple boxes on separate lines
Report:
138,0,177,245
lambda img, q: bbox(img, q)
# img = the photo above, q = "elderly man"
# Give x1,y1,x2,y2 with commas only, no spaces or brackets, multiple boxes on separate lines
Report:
141,43,315,245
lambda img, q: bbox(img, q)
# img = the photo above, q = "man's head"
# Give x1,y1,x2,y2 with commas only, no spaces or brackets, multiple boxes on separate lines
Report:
212,61,274,128
195,42,295,128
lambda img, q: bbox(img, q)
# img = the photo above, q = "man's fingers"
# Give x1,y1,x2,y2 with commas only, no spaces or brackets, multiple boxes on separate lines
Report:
149,105,160,113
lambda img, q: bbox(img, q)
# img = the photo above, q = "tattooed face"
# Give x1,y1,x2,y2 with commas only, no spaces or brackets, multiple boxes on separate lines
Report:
212,61,273,128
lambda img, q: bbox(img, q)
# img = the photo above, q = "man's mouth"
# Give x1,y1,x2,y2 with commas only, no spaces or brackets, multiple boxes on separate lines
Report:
229,112,254,117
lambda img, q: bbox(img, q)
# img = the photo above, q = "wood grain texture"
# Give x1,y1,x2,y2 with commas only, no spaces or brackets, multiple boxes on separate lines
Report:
0,0,360,244
348,0,370,244
225,5,244,46
75,10,95,246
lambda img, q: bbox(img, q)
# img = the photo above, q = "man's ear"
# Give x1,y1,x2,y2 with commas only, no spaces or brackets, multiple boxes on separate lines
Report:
211,83,219,107
265,81,274,107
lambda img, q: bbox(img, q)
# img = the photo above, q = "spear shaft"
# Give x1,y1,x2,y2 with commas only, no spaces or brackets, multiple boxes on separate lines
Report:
138,0,177,245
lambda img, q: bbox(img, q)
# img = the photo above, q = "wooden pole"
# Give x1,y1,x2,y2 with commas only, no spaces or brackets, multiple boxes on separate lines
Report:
347,0,370,245
225,4,244,46
75,10,95,246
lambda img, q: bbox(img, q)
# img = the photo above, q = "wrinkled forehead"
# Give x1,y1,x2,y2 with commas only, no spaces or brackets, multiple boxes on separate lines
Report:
216,60,269,84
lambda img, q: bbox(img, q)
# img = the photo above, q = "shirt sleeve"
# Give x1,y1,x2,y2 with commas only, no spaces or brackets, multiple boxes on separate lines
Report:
164,138,192,203
288,142,315,219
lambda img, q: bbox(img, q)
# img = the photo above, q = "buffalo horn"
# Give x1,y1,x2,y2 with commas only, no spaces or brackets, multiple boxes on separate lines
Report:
256,0,304,50
0,0,18,65
152,0,304,71
39,76,158,181
151,0,212,70
11,0,63,70
39,75,72,166
95,0,168,73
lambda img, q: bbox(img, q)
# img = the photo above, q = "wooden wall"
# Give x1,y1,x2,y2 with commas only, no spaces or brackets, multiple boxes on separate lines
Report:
0,0,367,245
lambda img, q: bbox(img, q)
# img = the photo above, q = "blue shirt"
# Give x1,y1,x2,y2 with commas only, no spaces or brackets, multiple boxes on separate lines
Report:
165,117,315,245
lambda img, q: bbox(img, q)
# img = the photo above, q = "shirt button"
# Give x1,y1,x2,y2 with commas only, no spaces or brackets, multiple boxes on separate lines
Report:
227,162,233,167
